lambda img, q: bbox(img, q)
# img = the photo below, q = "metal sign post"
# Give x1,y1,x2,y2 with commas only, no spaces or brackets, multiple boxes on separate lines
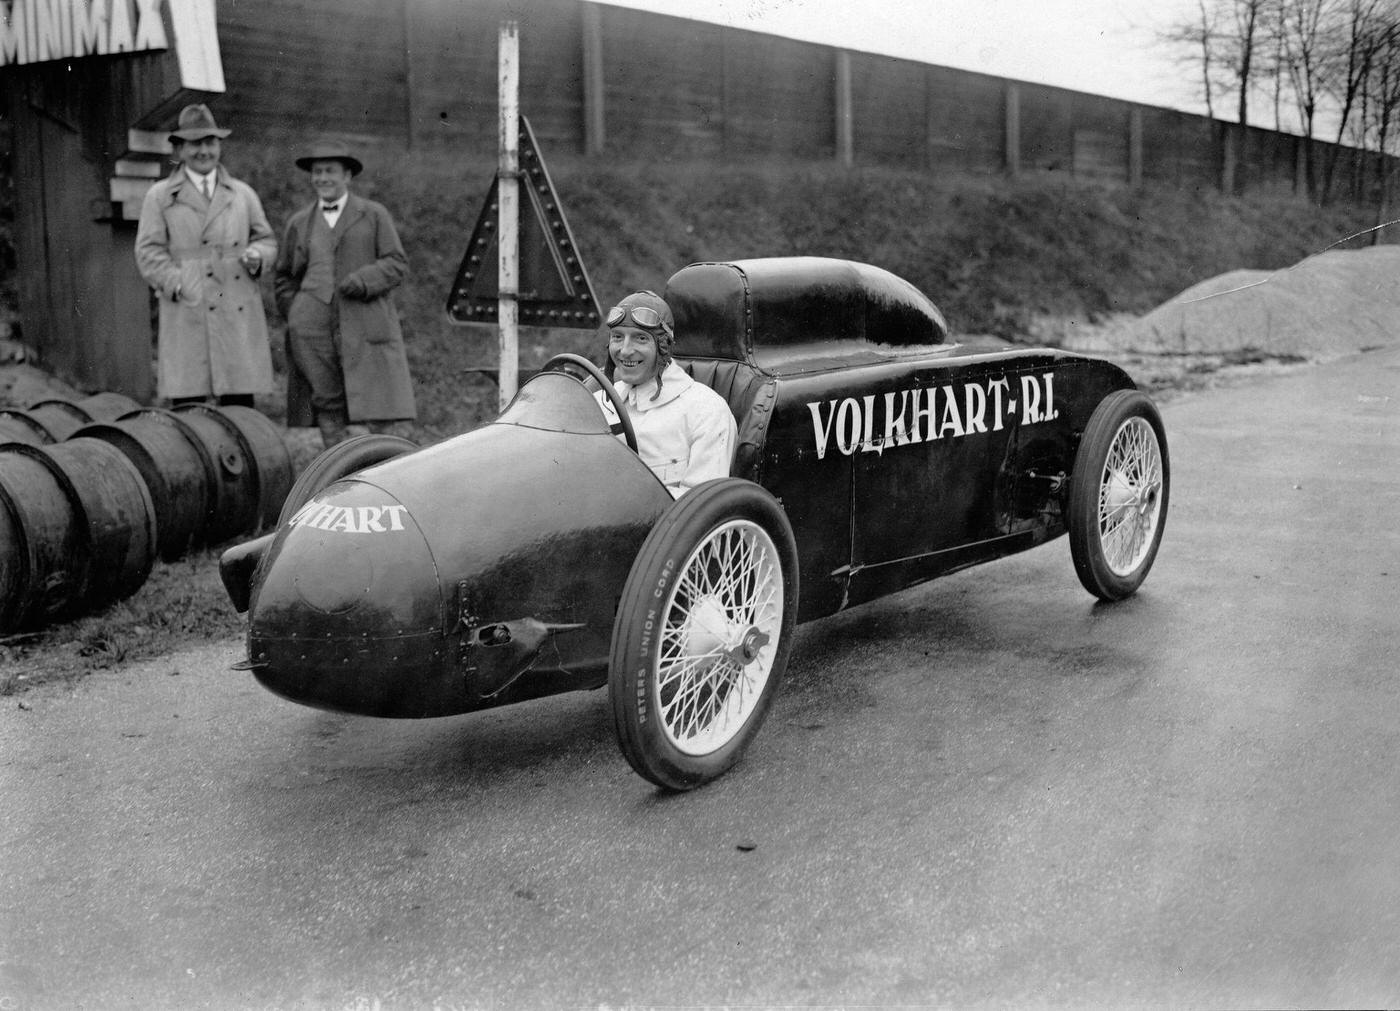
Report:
446,23,603,392
497,20,520,409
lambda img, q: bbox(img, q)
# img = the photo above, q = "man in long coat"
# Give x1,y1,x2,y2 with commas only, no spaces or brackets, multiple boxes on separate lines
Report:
135,104,276,407
273,141,417,447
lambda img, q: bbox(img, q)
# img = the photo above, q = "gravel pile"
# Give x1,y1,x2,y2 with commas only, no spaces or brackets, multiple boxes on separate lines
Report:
1065,245,1400,359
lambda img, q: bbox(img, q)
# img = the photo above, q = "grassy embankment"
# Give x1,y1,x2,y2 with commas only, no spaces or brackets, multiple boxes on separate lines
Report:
1,152,1390,690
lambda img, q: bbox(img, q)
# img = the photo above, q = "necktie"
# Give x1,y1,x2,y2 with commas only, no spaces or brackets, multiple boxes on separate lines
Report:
203,178,212,200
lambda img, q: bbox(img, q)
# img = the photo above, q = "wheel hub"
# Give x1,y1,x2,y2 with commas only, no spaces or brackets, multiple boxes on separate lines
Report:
1104,471,1139,513
734,627,770,665
684,598,772,668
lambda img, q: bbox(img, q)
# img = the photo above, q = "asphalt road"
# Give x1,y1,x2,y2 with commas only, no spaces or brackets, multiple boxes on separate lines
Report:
3,348,1398,1011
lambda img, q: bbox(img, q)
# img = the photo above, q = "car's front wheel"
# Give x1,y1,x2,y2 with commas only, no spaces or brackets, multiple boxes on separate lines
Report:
1067,389,1169,601
609,479,798,790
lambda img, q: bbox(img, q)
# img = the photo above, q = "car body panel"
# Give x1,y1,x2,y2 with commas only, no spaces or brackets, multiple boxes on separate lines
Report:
665,259,1135,620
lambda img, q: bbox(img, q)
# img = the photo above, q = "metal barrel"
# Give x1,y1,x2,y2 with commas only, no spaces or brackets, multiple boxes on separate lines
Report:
77,391,144,421
25,399,94,441
76,412,212,562
216,405,294,528
0,440,157,632
0,445,84,630
170,405,293,543
118,408,224,550
0,409,55,446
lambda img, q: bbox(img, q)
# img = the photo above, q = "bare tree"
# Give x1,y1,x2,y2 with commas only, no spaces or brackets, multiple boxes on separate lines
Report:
1161,0,1282,191
1355,10,1400,232
1158,0,1225,118
1226,0,1280,190
1229,0,1277,129
1278,0,1336,200
1318,0,1390,202
1268,6,1291,130
1159,0,1400,205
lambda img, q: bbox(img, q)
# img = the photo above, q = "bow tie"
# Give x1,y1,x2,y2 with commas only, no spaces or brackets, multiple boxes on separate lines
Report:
322,203,340,212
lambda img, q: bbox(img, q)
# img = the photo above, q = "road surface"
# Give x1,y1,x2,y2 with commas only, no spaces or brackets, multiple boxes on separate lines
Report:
2,348,1398,1010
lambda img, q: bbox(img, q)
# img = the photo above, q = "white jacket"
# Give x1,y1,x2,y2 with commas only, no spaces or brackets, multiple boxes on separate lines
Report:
596,362,737,498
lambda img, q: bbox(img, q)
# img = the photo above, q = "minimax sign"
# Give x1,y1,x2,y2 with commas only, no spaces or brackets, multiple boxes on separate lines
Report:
1,0,221,88
2,0,166,65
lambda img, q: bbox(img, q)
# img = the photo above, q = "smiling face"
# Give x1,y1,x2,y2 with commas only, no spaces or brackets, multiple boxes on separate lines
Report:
175,136,221,176
609,326,662,386
309,159,352,203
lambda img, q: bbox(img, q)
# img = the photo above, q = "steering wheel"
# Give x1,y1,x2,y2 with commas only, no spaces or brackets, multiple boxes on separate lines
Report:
540,353,638,454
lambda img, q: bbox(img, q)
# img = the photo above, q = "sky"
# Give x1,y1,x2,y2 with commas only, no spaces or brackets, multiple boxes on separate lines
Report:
604,0,1211,116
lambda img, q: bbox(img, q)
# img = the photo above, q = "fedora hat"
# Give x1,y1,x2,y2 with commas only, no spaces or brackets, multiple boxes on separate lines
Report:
295,141,363,176
169,103,230,143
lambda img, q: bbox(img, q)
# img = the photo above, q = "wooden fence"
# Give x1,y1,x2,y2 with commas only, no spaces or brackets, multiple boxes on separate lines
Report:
214,0,1394,199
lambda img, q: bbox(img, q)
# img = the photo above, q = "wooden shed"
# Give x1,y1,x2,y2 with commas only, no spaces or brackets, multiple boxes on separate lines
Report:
3,0,226,400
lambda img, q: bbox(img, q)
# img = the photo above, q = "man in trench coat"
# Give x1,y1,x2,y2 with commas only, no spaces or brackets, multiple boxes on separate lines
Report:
135,104,276,407
273,141,417,447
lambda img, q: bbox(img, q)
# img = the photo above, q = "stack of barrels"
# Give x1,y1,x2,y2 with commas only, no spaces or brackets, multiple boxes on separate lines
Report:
0,391,293,633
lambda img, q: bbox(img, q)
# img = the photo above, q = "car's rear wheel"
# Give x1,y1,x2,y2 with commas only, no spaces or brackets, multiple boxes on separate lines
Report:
609,479,798,790
1067,390,1169,601
276,433,418,526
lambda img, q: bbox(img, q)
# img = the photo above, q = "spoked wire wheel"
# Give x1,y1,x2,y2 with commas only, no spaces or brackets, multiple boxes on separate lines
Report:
1068,390,1170,601
610,479,798,790
1096,416,1165,576
657,518,783,755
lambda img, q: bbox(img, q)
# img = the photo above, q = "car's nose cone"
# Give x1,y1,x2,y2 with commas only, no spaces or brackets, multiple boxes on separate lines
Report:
245,480,455,717
294,542,373,614
252,481,443,640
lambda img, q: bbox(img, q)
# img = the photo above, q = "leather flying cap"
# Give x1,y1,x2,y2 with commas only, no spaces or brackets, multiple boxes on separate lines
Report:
169,103,231,143
609,290,676,381
295,141,364,176
611,291,674,342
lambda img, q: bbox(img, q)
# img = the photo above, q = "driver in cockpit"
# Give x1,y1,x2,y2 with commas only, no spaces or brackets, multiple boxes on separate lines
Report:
595,290,736,498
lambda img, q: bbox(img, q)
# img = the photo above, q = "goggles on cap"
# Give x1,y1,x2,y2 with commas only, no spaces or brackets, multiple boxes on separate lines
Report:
606,304,670,333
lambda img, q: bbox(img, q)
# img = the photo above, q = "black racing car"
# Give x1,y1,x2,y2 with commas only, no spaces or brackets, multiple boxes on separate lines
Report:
221,257,1168,790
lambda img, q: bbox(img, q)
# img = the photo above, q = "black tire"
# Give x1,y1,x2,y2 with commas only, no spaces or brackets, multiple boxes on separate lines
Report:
1067,389,1169,601
609,479,799,791
276,433,418,527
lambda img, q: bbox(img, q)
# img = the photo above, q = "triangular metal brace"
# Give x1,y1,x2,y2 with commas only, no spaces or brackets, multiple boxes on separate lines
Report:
446,115,602,330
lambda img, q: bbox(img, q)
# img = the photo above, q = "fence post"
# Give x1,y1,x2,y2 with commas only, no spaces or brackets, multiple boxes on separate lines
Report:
1127,106,1143,187
581,2,605,156
1004,82,1020,176
1219,124,1237,194
835,49,853,167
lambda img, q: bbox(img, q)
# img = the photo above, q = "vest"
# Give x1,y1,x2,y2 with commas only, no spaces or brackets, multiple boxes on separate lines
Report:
300,208,337,304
